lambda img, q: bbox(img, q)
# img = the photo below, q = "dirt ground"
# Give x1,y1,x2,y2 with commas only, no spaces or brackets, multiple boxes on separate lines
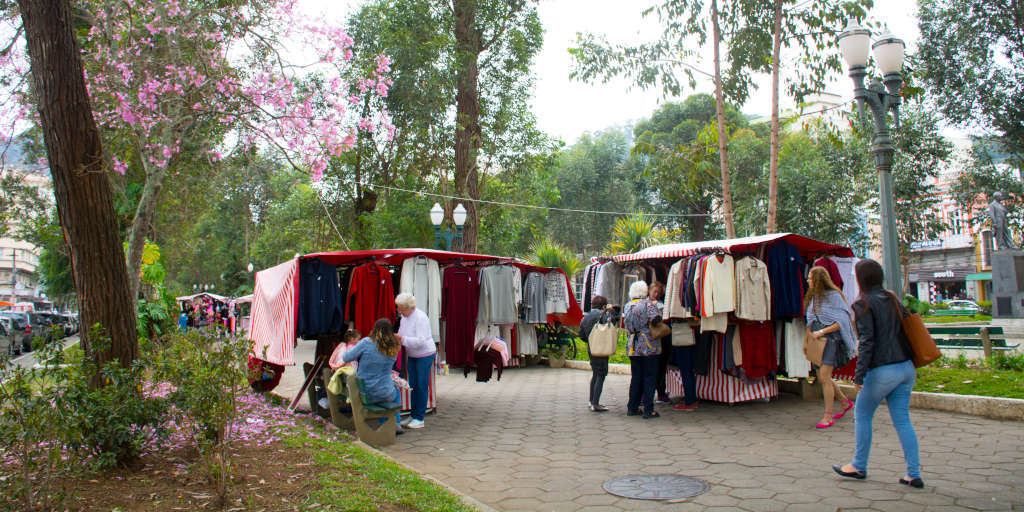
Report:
71,440,326,512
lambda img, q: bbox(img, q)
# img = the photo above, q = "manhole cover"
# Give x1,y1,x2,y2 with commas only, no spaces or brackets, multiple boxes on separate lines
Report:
602,474,709,501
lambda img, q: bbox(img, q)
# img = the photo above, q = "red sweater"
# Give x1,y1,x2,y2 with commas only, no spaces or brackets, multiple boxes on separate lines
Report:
346,262,396,335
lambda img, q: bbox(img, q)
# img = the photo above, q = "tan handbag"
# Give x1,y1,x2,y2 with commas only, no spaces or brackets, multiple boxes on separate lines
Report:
887,292,940,367
588,319,619,357
649,321,671,340
803,329,826,367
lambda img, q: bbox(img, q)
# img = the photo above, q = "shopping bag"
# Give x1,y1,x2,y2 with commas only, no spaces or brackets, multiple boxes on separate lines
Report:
888,292,940,367
589,321,619,357
649,321,671,340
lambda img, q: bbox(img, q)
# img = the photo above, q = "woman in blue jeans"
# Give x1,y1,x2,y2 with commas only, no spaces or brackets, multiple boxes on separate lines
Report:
833,259,923,489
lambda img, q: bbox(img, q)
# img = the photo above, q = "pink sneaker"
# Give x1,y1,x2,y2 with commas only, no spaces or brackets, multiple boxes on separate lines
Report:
673,402,698,412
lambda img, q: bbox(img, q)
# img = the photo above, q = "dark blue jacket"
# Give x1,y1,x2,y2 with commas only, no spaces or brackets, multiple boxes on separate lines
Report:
297,258,345,337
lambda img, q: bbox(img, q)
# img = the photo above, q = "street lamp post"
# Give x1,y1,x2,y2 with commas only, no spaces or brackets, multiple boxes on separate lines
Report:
430,202,467,251
839,20,906,292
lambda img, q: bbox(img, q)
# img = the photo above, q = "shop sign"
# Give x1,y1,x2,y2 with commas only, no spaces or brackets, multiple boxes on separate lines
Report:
933,270,955,279
911,239,942,250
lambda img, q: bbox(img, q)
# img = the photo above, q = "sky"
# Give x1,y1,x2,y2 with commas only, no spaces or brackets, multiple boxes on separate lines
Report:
302,0,925,144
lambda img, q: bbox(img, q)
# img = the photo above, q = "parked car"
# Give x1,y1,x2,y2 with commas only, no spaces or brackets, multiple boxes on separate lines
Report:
0,311,33,353
932,299,983,317
28,312,57,344
36,312,68,340
0,317,16,357
60,313,79,335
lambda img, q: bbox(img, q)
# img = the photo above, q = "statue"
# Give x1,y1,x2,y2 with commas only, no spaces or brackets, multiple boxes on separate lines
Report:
989,191,1018,251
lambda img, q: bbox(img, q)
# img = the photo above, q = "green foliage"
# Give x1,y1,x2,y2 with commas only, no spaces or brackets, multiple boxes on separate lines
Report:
548,127,635,253
0,326,167,510
977,300,992,312
607,213,668,254
916,0,1024,173
148,329,251,504
988,351,1024,373
526,238,583,278
135,241,178,340
903,294,931,315
951,140,1024,240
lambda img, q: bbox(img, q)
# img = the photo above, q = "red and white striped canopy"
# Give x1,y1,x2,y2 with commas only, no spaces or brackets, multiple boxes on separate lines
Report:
612,233,854,263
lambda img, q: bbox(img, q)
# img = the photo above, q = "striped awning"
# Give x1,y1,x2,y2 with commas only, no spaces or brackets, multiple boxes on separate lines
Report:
611,233,854,263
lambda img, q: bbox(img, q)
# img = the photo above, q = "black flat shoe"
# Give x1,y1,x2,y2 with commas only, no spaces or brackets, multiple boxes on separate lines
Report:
899,477,924,488
626,409,641,416
642,411,660,419
832,464,866,479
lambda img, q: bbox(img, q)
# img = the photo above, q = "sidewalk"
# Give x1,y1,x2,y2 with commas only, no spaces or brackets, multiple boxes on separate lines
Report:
277,352,1023,511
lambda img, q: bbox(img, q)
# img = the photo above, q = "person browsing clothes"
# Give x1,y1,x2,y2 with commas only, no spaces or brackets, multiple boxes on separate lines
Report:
395,293,436,430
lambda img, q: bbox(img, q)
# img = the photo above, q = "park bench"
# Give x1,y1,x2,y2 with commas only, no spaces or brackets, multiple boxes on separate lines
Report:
927,326,1019,358
321,366,355,430
931,308,979,317
345,371,401,447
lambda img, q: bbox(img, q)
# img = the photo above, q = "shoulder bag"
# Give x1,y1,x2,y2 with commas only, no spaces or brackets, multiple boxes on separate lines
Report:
588,312,619,357
887,292,940,367
803,328,827,367
649,321,671,340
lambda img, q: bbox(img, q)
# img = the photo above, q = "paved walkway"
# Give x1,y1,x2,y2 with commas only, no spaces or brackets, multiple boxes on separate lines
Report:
276,350,1024,511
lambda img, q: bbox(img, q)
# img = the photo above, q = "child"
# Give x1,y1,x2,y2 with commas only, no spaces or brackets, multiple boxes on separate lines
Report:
329,329,362,370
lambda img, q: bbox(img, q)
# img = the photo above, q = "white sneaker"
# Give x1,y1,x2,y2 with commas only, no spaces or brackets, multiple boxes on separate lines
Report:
406,419,425,429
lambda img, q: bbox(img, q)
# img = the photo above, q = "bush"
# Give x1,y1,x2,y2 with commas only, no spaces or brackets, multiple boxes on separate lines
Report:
149,329,252,506
977,300,992,313
988,351,1024,372
932,302,950,310
903,295,931,315
0,326,167,510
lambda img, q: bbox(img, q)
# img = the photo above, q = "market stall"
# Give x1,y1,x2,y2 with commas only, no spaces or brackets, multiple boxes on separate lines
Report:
247,248,583,413
585,233,857,404
176,292,230,330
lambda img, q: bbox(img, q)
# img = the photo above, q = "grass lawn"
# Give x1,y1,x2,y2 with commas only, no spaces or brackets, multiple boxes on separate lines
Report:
921,314,993,323
915,366,1024,399
297,433,476,512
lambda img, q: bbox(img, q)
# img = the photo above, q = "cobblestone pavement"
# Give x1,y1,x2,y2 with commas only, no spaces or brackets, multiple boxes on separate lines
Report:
376,366,1024,512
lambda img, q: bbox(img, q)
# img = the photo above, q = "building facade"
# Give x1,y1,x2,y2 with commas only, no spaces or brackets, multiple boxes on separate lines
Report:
1,143,53,309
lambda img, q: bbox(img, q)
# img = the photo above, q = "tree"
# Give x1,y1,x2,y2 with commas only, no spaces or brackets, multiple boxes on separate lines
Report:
630,95,747,241
451,0,544,252
3,0,394,307
15,0,139,383
917,0,1024,178
952,138,1024,241
549,128,636,253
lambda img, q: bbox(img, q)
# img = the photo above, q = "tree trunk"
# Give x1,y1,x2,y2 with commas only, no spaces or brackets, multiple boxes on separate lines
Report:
710,0,736,239
454,0,482,253
125,160,169,307
766,0,783,234
689,203,707,241
18,0,139,385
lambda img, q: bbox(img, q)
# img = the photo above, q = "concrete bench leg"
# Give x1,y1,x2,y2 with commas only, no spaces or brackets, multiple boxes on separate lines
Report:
322,366,354,430
346,372,399,447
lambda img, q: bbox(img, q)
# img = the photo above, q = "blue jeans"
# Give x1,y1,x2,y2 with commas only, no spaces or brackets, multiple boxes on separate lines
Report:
851,359,920,478
407,353,435,421
671,345,697,405
627,355,659,415
375,387,402,428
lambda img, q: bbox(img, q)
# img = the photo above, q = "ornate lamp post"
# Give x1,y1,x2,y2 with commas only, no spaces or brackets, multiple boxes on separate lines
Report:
430,202,467,251
839,20,906,292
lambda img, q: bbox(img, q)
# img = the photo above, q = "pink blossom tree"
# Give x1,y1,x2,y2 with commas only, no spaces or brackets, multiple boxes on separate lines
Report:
2,0,394,304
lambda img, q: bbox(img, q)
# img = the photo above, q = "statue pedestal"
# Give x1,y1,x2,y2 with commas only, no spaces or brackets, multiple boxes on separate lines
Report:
991,250,1024,318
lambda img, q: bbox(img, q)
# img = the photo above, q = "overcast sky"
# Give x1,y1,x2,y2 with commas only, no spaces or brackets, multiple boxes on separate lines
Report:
303,0,924,144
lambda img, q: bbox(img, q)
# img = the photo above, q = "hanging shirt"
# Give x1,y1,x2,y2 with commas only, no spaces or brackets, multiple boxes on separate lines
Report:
346,262,396,337
516,322,538,355
442,265,479,367
297,258,345,337
734,256,772,321
664,259,691,319
522,271,547,323
400,256,441,342
701,253,736,315
767,241,804,318
544,271,570,315
477,265,521,325
813,256,844,290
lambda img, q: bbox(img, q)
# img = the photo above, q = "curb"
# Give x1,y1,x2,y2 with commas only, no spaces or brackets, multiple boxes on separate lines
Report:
561,359,1024,422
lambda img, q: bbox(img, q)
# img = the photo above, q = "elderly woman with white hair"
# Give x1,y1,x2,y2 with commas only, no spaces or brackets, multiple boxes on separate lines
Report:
394,292,436,429
622,280,663,419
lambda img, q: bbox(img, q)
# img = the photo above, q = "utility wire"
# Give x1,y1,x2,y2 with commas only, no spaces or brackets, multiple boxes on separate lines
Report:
351,180,716,217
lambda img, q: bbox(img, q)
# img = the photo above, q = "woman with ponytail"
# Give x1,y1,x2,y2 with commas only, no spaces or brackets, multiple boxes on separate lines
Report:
343,318,403,432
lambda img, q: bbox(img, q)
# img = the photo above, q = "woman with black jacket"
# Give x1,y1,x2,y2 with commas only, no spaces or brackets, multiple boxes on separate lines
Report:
833,259,923,488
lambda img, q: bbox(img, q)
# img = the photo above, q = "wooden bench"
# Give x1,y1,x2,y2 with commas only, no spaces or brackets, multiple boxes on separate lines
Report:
927,326,1019,358
321,366,354,430
345,372,401,447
